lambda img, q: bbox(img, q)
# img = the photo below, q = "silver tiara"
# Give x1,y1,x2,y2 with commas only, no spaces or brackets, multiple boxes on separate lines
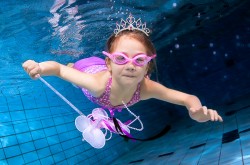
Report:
114,14,150,36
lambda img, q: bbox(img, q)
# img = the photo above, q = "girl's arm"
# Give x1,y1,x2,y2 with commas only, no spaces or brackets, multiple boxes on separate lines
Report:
22,60,100,92
142,79,223,122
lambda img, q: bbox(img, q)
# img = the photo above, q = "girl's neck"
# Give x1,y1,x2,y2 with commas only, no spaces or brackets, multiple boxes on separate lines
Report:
109,77,138,105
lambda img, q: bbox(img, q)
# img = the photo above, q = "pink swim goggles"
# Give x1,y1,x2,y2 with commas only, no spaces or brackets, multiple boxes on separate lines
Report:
102,51,156,66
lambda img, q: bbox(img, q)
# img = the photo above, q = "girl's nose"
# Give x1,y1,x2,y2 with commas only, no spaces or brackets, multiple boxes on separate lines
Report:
126,61,136,71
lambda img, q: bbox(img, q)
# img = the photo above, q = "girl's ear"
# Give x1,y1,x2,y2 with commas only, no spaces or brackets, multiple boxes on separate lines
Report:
105,57,112,72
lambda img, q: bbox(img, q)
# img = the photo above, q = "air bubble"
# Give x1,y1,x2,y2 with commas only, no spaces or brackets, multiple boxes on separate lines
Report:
197,13,201,18
175,44,180,49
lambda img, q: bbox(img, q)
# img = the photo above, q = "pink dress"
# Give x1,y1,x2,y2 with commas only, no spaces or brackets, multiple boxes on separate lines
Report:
73,57,141,116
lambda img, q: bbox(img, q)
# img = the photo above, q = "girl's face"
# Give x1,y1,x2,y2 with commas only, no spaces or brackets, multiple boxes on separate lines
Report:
107,35,149,86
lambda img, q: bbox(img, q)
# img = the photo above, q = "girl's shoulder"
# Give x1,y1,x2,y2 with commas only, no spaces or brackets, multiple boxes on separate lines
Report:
140,78,170,100
140,78,157,100
90,70,110,97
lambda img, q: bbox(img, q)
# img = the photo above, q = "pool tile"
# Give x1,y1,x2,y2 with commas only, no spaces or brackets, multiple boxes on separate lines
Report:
53,152,66,163
14,122,30,134
47,135,60,145
0,112,11,122
7,155,24,165
0,125,15,137
10,111,26,121
40,156,54,165
41,118,54,127
34,138,49,149
44,127,57,136
0,149,5,160
7,96,23,111
31,130,46,140
28,121,43,130
50,144,63,154
37,147,51,159
4,145,21,158
25,110,39,119
20,142,36,153
21,94,37,109
23,151,39,163
0,135,18,147
16,132,32,143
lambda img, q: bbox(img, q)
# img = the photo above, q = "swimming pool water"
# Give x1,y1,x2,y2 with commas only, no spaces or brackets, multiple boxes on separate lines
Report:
1,0,250,164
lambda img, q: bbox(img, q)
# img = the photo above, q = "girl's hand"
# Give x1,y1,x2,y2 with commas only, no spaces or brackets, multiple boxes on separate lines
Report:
189,106,223,122
22,60,41,79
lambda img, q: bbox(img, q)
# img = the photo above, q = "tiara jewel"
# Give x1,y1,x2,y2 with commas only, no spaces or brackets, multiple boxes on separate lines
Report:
114,13,150,36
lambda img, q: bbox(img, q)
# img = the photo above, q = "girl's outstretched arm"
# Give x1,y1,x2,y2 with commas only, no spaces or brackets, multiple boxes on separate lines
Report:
142,79,223,123
22,60,100,92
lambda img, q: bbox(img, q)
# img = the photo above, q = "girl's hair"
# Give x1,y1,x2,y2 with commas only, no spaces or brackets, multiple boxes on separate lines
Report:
105,30,156,75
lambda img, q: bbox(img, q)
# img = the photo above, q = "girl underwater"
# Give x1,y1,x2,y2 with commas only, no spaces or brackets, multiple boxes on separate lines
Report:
22,14,223,148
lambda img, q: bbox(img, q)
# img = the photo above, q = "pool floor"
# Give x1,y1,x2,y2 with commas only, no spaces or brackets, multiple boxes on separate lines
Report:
111,95,250,165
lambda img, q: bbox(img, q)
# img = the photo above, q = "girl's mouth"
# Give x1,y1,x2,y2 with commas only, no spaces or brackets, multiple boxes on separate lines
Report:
123,75,135,78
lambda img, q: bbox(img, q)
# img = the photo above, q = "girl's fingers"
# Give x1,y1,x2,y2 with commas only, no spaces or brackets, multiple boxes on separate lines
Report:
218,115,223,122
189,108,196,114
190,106,223,122
213,110,219,121
29,69,38,78
215,111,223,122
208,109,223,122
208,109,215,121
29,66,41,79
23,60,40,79
202,106,208,115
34,74,40,79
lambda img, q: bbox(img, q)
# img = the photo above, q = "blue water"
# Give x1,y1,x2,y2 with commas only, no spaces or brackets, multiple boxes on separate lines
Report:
1,0,250,164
